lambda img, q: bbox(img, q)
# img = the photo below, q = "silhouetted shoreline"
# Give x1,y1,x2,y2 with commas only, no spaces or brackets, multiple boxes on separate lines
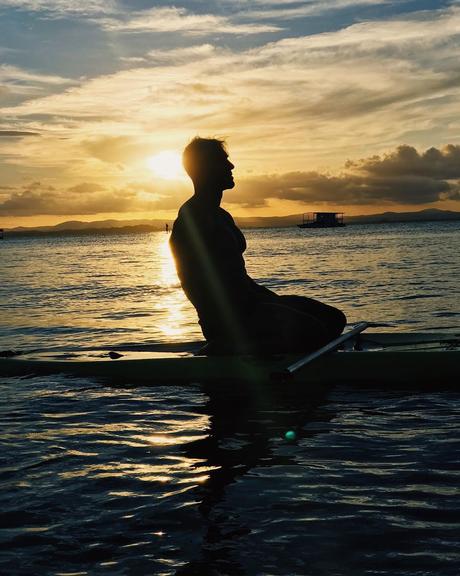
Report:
3,208,459,237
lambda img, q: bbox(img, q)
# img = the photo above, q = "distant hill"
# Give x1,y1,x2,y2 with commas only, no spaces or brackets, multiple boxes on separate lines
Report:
235,208,460,227
235,208,460,228
345,208,460,224
8,219,169,234
3,208,460,236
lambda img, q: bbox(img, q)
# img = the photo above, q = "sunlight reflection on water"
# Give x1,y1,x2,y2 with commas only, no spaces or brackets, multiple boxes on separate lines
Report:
1,222,459,351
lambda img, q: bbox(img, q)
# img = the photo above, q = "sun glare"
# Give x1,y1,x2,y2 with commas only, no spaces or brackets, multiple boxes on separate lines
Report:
147,151,184,180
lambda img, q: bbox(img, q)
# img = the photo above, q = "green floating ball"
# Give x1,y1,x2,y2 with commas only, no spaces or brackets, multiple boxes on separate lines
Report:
285,430,296,441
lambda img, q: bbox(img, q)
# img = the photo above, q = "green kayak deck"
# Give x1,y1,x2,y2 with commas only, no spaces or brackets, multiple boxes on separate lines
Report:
1,332,459,386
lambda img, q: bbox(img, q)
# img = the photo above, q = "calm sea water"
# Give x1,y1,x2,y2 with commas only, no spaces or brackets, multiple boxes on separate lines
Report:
1,222,459,575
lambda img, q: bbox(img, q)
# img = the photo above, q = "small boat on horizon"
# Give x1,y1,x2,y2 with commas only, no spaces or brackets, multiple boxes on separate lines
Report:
298,212,346,228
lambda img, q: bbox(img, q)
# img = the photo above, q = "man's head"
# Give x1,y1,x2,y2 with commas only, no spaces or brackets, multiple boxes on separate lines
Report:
183,137,234,192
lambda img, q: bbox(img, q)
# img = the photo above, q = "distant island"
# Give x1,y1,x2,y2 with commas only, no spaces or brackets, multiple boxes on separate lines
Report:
3,208,460,237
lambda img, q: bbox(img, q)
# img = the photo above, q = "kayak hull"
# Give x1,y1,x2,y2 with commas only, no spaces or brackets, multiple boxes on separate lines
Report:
1,332,458,387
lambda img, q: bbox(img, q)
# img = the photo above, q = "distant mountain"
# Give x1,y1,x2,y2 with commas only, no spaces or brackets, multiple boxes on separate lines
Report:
235,208,460,227
3,208,460,236
345,208,460,224
6,219,171,236
236,208,460,227
8,218,169,234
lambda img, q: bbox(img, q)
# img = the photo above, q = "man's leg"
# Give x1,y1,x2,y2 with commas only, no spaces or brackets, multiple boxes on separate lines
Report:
276,295,346,341
248,296,346,353
200,296,346,355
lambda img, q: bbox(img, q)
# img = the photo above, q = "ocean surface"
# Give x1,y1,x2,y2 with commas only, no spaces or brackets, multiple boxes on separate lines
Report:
1,221,459,575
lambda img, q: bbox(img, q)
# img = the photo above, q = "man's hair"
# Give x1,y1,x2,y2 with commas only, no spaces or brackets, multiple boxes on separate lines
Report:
182,137,227,180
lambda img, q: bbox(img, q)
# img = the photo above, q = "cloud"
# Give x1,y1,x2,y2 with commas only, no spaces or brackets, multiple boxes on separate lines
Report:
100,6,282,35
0,0,117,17
82,136,145,165
0,64,74,85
67,182,104,194
230,173,454,208
3,5,459,158
0,180,190,216
0,130,39,137
1,145,458,215
236,0,387,5
0,64,76,106
145,44,218,65
1,3,460,208
346,144,460,179
0,183,135,215
0,1,281,35
227,144,460,208
237,0,393,21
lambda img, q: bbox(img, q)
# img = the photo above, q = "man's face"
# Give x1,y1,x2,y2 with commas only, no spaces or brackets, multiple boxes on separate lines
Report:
208,149,235,190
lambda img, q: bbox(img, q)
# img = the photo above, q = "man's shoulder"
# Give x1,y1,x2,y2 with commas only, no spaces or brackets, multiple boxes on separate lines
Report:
176,198,207,222
172,198,214,237
219,207,234,221
176,197,194,215
218,207,239,228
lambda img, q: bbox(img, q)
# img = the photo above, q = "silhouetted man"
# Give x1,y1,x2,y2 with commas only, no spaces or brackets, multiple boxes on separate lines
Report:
170,137,346,354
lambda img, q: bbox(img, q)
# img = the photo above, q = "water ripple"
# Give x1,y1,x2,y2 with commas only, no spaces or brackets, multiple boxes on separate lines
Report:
1,224,459,574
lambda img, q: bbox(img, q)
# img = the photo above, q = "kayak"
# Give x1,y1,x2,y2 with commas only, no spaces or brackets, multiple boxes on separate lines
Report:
1,331,458,387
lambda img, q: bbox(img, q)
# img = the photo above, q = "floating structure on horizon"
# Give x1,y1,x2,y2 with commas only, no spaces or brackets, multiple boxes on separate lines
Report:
297,212,345,228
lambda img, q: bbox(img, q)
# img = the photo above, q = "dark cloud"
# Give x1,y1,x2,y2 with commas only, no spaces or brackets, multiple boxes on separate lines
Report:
228,145,460,207
346,144,460,179
0,180,189,216
0,130,40,137
0,182,137,216
229,172,454,208
67,182,105,194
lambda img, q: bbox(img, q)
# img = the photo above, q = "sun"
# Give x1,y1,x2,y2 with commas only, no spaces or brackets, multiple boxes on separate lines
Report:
147,151,184,180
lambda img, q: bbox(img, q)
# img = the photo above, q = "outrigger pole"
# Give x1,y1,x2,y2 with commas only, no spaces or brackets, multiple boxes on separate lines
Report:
271,321,369,381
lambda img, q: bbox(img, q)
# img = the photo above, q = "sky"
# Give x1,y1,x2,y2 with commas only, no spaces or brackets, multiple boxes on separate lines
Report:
0,0,459,228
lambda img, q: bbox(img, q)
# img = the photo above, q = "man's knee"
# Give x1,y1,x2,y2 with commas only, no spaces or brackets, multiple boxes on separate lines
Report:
327,306,347,336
